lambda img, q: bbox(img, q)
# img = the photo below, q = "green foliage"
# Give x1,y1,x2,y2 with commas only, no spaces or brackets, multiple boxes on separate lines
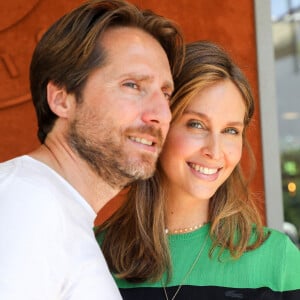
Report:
281,149,300,242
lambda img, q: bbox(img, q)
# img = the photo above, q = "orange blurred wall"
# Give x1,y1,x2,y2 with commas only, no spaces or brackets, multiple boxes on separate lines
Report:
0,0,265,224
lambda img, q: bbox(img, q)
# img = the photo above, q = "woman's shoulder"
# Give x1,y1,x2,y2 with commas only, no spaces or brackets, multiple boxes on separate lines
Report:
256,226,300,255
262,226,293,242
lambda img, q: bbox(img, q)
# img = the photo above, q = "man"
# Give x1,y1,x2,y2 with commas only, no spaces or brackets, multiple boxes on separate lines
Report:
0,1,184,299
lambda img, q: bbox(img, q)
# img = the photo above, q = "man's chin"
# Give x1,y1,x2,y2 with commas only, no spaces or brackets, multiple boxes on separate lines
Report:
126,160,157,180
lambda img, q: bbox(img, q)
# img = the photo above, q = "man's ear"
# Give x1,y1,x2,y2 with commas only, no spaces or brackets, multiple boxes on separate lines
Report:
46,81,73,118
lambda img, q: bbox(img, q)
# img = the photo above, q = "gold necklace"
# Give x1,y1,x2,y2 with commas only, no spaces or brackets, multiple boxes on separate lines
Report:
165,222,207,234
162,232,209,300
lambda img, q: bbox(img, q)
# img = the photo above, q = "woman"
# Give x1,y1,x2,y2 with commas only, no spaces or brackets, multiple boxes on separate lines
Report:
97,41,300,299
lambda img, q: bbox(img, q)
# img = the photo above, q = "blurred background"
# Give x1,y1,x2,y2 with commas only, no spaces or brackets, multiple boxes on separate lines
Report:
271,0,300,247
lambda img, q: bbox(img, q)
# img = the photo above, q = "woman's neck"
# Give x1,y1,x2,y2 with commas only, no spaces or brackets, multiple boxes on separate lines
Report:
165,191,210,233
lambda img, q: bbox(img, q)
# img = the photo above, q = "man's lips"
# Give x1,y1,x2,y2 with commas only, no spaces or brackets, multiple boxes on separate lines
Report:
125,125,164,148
129,136,154,146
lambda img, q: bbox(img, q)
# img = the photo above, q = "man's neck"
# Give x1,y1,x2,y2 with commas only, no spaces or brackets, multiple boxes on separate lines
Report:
29,142,120,213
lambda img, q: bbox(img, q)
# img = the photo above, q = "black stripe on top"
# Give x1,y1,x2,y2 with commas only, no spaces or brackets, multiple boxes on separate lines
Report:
120,285,300,300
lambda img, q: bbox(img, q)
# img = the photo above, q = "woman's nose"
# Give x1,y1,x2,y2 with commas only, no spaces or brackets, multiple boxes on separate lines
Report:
201,134,223,160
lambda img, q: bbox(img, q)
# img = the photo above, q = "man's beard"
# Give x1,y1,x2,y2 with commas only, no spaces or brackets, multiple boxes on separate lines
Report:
67,117,163,189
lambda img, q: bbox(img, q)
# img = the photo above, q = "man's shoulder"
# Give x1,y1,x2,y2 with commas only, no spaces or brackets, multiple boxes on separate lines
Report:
0,156,67,221
0,155,73,199
0,155,55,185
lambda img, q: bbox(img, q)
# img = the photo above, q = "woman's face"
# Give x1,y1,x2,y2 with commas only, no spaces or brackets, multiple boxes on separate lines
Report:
159,79,246,201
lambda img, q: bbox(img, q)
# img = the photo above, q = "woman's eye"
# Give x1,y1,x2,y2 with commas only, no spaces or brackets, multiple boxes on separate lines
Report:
225,127,239,135
187,120,204,129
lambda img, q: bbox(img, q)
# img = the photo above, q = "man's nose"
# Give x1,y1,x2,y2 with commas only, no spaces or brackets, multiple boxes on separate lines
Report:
141,90,172,126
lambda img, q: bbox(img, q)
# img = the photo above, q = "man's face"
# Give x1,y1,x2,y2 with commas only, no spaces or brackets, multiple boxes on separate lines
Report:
68,27,173,188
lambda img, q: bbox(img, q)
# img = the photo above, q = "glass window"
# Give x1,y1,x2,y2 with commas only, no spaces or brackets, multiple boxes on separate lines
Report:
271,0,300,246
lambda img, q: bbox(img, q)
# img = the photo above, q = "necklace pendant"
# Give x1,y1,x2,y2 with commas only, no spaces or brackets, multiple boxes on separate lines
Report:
162,233,209,299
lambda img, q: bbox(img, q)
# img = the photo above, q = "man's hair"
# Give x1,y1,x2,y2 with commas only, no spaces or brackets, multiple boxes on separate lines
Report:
30,0,184,143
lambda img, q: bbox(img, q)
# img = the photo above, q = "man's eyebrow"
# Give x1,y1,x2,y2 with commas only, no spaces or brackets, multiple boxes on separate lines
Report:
120,73,174,90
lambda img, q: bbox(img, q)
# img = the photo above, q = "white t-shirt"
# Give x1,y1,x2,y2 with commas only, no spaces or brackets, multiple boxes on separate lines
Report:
0,155,121,300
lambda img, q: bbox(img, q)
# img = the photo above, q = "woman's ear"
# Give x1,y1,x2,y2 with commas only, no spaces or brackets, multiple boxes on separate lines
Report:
46,81,73,118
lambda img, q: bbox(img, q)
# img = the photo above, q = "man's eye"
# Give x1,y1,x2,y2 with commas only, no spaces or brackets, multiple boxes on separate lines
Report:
123,82,138,89
164,92,171,101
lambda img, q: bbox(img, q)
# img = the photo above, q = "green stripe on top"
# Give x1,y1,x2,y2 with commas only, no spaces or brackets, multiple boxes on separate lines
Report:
114,224,300,292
